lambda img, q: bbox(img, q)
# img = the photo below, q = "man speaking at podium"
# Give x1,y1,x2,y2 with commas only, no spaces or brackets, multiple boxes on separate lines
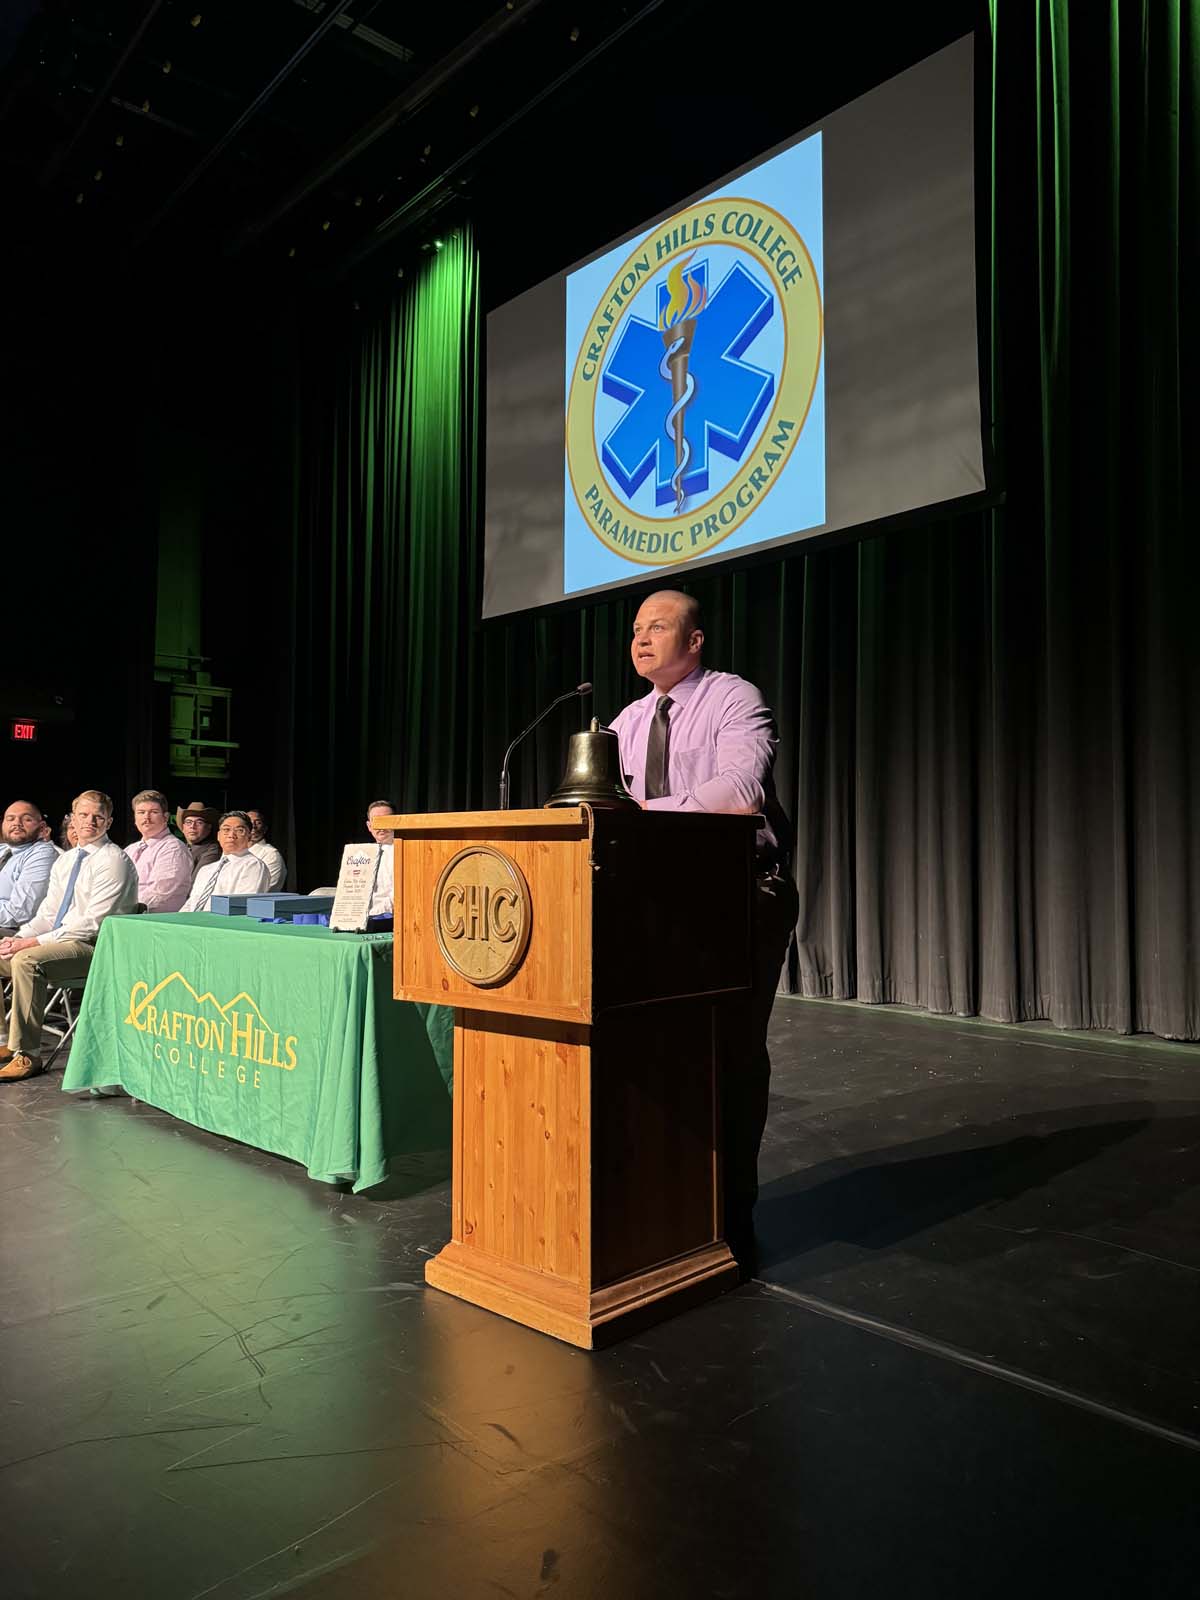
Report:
610,589,798,1276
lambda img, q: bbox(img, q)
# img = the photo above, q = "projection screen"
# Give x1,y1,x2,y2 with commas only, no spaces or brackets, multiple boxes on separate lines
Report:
483,35,983,620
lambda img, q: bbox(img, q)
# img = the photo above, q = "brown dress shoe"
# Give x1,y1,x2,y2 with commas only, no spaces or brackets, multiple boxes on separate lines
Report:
0,1053,44,1081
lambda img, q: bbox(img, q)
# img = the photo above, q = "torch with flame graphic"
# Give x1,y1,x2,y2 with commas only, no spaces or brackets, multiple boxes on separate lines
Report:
658,252,708,512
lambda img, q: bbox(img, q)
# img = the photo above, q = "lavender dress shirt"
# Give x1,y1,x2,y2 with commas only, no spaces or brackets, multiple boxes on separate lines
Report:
125,830,194,913
610,666,790,862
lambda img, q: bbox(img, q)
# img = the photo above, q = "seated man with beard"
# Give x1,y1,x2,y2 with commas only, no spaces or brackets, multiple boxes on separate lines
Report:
0,790,138,1082
0,800,58,937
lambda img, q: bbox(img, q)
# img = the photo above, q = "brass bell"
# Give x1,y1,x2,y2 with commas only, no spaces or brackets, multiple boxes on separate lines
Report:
545,718,639,810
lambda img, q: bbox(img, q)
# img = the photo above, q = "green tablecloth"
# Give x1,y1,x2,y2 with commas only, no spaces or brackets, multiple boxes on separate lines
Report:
61,913,453,1193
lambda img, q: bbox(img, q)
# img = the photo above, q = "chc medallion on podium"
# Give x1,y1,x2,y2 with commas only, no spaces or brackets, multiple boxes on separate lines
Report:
434,846,532,987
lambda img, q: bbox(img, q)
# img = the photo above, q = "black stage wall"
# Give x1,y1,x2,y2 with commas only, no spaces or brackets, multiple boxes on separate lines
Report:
0,303,158,831
1,4,1194,1039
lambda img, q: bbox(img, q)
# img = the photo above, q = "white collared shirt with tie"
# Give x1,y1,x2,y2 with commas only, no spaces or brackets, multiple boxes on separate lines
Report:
368,843,393,917
182,850,271,912
20,838,139,944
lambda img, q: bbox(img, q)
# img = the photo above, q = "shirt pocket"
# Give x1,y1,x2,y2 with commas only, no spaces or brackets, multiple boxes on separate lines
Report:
669,745,714,787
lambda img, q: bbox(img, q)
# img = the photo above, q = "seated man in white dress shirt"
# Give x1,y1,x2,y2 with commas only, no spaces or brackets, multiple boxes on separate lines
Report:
181,811,271,911
246,809,287,891
125,789,193,913
366,800,395,920
0,790,139,1081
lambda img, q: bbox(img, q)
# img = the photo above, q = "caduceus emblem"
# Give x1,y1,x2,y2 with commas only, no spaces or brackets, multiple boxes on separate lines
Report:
658,251,708,512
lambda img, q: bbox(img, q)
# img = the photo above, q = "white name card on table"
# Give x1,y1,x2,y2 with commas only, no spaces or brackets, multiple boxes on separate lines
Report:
329,843,382,932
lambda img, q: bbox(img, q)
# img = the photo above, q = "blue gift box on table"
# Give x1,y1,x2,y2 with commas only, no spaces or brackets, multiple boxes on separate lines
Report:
210,894,252,916
244,894,336,923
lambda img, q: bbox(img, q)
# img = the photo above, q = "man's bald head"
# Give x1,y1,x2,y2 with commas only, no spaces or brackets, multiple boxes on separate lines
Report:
642,589,703,636
631,590,705,692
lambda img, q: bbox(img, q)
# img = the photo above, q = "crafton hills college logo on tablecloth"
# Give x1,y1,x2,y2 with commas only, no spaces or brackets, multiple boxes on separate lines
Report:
434,846,532,987
124,971,298,1084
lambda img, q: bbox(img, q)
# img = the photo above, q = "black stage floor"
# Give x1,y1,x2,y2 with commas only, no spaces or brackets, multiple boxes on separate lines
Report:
2,1001,1197,1599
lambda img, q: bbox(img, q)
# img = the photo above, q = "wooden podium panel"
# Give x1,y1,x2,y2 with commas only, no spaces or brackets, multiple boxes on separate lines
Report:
456,1012,588,1283
382,806,756,1348
392,810,593,1022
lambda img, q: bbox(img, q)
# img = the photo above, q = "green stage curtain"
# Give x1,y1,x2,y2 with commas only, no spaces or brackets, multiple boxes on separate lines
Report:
279,227,481,873
281,5,1197,1038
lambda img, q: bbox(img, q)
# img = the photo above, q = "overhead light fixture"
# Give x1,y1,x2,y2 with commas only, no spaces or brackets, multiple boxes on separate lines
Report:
191,13,202,26
115,133,125,147
433,238,444,251
162,59,172,74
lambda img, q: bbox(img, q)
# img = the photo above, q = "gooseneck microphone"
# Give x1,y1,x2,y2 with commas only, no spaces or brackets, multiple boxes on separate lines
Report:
498,683,592,810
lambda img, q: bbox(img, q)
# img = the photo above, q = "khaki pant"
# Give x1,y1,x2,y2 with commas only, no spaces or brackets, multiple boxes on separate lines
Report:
0,940,94,1057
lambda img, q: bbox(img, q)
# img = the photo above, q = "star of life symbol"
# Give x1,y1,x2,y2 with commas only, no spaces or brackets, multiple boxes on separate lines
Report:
565,195,823,568
601,255,775,513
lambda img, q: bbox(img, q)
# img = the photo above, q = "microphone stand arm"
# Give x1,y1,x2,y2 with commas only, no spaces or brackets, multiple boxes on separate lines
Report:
498,688,588,810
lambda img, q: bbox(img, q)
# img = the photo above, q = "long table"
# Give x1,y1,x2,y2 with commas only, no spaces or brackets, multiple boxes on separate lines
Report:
61,913,453,1193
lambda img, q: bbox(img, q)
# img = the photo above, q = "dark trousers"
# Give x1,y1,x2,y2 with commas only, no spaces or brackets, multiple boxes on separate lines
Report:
721,866,800,1264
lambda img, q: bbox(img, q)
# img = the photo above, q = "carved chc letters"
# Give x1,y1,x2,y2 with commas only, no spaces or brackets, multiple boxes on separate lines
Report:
434,846,532,987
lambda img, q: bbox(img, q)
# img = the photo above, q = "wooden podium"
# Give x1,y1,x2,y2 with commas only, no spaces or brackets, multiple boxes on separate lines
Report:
383,806,756,1348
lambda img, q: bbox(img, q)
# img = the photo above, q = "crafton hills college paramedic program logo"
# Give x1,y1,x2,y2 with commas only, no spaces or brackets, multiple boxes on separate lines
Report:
566,195,823,567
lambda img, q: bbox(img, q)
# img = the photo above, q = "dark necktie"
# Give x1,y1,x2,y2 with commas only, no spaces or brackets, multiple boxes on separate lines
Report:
0,848,11,873
644,695,673,800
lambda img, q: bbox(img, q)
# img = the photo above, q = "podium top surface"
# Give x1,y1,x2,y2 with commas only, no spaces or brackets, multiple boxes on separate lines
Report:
374,808,759,837
377,808,588,833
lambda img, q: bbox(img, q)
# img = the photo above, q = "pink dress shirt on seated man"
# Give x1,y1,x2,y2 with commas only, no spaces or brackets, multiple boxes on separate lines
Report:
125,829,193,913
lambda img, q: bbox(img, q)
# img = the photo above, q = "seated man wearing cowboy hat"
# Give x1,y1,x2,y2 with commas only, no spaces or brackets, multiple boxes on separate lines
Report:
176,800,221,882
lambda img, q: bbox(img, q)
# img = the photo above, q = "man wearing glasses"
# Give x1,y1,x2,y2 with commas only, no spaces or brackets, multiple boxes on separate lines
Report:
181,811,271,912
0,790,138,1082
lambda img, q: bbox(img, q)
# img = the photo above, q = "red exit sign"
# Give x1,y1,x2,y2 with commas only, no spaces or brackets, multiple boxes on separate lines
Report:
11,720,37,742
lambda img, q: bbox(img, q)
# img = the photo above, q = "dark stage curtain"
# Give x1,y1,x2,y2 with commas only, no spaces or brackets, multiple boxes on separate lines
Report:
280,4,1197,1038
0,287,158,830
